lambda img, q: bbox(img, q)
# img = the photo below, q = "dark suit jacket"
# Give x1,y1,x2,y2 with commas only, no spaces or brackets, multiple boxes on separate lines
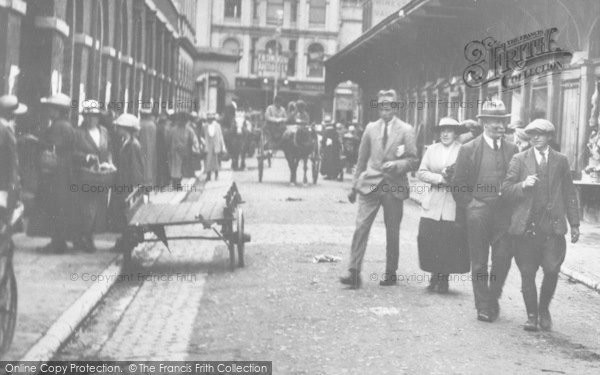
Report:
451,135,518,208
501,147,580,236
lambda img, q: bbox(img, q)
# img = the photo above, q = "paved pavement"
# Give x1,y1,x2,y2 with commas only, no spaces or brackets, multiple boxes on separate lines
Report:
408,176,600,291
52,157,600,374
2,178,196,360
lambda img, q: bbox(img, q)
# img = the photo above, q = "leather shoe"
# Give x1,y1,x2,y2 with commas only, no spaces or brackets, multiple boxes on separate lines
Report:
539,310,552,331
477,310,493,322
489,300,500,322
340,269,361,289
523,315,538,332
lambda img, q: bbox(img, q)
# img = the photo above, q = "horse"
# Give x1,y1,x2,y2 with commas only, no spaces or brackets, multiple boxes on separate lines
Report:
281,125,318,185
227,116,250,170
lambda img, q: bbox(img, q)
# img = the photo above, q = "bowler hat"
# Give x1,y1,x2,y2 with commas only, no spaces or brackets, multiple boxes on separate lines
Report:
0,95,27,115
40,93,72,109
476,99,511,119
114,113,140,131
524,119,555,134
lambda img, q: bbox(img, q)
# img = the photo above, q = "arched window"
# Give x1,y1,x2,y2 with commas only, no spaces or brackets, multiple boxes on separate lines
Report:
307,43,324,77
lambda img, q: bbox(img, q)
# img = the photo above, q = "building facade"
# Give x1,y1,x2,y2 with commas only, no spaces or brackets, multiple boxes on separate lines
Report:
1,0,198,121
326,0,600,221
203,0,366,122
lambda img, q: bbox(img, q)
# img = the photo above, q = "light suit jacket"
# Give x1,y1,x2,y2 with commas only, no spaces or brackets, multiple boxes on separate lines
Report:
353,116,418,200
417,141,461,221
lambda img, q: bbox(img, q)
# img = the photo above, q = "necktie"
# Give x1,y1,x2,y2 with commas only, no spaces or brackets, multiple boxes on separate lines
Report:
382,122,388,147
493,138,499,151
540,151,547,170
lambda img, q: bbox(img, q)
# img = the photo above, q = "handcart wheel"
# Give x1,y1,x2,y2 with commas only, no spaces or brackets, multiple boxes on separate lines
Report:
228,242,236,271
0,261,17,355
237,209,245,267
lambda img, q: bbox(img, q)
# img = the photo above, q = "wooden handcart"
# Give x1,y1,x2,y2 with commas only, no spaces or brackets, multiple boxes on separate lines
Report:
125,175,250,270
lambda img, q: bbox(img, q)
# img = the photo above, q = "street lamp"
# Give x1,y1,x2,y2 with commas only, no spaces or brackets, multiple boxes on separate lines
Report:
273,9,284,101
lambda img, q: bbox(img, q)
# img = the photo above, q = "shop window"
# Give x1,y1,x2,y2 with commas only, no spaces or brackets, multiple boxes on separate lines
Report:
531,86,548,121
267,0,284,25
224,0,242,19
309,0,326,27
265,40,283,55
307,43,324,78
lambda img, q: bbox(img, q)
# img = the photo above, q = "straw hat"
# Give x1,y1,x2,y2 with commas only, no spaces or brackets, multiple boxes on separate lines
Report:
436,117,468,134
114,113,140,131
0,95,28,115
40,93,72,109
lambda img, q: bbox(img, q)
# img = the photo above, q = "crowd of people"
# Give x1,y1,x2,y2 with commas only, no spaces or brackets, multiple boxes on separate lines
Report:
264,95,363,181
341,89,580,333
0,93,231,256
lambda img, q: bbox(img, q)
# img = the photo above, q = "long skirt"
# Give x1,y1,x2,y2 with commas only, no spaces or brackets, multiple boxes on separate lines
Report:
417,217,469,274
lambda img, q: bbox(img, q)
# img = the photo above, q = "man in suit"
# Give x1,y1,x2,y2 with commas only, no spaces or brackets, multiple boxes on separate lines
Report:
501,119,579,332
452,99,518,322
340,89,418,289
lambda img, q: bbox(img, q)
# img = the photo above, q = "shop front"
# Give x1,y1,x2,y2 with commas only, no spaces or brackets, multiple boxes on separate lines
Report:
325,0,600,222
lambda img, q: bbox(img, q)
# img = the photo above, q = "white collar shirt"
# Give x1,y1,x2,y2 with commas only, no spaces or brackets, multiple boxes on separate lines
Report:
482,132,501,150
533,146,550,164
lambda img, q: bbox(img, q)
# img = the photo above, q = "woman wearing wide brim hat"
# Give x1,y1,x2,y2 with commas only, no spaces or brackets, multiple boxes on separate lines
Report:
73,99,113,252
417,117,470,293
110,114,144,258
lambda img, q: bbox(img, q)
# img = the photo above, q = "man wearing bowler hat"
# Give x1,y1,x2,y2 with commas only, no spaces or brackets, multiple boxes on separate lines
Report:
452,99,518,322
340,89,418,289
502,119,579,332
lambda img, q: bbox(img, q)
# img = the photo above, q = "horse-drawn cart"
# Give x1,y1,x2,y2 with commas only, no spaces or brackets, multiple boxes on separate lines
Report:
256,121,320,184
125,173,250,270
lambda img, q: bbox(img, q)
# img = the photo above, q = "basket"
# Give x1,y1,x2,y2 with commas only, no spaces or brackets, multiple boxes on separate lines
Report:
79,165,117,185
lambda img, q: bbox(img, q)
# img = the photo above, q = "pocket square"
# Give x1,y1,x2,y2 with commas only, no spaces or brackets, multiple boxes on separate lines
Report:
395,145,405,158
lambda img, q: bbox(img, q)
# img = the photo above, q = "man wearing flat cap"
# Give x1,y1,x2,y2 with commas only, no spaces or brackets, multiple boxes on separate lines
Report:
340,89,419,289
0,95,26,229
501,119,579,332
452,99,518,322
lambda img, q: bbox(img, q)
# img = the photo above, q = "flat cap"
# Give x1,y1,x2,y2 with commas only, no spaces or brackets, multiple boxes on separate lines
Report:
377,89,397,104
525,119,555,134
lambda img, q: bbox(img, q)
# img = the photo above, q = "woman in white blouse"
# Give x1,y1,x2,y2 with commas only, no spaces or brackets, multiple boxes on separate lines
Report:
417,117,470,293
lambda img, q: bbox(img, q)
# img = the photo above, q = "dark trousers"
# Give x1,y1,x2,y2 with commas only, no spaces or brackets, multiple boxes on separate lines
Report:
466,198,513,311
349,190,403,273
514,232,566,316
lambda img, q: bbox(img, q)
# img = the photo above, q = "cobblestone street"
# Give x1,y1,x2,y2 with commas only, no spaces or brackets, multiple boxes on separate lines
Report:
56,157,600,374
